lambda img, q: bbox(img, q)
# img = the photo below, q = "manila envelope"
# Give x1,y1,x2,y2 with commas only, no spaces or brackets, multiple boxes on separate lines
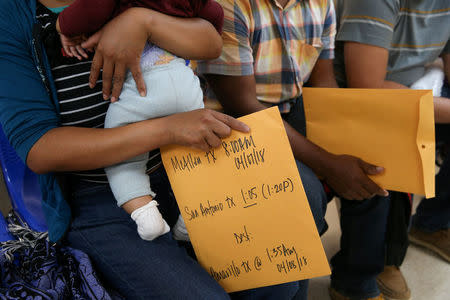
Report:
161,107,330,293
303,88,435,198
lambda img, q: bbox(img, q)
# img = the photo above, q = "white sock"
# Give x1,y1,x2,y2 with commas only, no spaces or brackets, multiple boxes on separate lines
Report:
130,200,170,241
172,215,190,241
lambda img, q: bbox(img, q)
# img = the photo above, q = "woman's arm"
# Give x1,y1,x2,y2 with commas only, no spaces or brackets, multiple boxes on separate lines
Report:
1,2,246,175
27,109,249,174
82,7,223,102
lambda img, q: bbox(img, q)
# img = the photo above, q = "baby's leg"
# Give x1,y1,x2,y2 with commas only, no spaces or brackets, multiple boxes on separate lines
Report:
105,152,169,241
104,68,181,240
165,59,205,241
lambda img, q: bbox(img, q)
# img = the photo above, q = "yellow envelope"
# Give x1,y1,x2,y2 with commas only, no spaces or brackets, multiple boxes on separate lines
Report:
161,107,330,293
303,88,435,198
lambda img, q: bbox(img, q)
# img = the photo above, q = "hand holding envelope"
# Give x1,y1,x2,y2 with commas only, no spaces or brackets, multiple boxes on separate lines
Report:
303,88,435,198
161,107,330,292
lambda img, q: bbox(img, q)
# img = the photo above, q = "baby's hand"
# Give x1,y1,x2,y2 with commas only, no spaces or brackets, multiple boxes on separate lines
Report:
60,33,89,60
56,15,89,60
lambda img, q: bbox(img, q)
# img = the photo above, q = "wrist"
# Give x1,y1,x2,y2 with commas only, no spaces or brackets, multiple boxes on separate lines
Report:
127,7,154,40
56,18,61,33
144,117,174,148
311,151,337,180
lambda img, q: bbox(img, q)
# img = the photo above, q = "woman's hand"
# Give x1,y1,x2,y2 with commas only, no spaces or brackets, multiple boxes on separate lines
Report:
165,109,250,152
28,109,249,174
82,8,148,103
82,7,222,103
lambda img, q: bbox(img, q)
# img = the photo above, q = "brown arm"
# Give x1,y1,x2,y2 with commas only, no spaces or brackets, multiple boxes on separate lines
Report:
344,42,450,123
205,74,387,200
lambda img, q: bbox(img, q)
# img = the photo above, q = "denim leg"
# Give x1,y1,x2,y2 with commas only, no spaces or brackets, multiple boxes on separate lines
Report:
280,97,327,300
281,96,327,233
231,281,300,300
412,152,450,231
231,162,326,300
66,168,309,299
296,160,328,234
412,83,450,232
330,195,390,298
66,172,229,299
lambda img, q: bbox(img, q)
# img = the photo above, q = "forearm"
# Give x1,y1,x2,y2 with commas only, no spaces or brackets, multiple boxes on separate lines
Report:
434,96,450,123
308,59,339,88
136,7,222,59
205,74,335,177
232,100,335,178
443,53,450,84
348,77,450,122
379,80,408,89
347,77,408,89
27,118,171,174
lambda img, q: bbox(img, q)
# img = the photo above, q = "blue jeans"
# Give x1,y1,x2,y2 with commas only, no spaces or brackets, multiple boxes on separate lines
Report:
282,98,327,237
283,97,391,298
412,82,450,231
330,195,390,298
65,167,302,299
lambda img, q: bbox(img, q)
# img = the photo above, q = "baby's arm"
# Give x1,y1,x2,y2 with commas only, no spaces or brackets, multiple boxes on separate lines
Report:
190,0,224,57
56,26,88,60
58,0,116,37
56,0,116,60
197,0,224,34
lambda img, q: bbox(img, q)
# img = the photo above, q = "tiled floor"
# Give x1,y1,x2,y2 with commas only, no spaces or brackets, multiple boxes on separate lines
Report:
309,200,450,300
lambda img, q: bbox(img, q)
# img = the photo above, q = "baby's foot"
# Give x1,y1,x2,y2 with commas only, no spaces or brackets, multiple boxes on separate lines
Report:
130,201,170,241
172,215,190,241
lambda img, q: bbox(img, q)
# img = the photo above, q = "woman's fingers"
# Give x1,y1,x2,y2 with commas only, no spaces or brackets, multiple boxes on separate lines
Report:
169,110,251,151
110,63,127,102
89,53,103,89
101,60,115,100
129,62,146,97
211,110,250,133
204,130,222,149
83,11,147,99
81,31,101,51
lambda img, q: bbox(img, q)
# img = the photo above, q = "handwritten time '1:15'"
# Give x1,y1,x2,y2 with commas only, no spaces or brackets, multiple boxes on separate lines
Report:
240,177,294,208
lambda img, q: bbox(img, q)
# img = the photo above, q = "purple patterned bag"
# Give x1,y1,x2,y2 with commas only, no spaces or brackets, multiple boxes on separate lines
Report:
0,214,115,300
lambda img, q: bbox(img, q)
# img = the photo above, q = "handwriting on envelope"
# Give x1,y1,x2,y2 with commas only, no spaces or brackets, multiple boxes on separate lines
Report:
303,88,435,198
161,107,330,293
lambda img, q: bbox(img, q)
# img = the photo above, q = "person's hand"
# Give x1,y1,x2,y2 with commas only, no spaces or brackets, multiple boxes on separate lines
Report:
166,109,250,152
81,8,148,103
56,16,88,60
59,33,88,60
323,154,388,200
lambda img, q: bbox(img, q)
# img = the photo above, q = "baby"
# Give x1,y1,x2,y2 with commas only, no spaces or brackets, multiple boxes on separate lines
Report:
56,0,223,241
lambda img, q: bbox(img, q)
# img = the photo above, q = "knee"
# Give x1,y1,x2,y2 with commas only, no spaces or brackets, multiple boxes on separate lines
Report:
341,195,390,216
230,281,299,300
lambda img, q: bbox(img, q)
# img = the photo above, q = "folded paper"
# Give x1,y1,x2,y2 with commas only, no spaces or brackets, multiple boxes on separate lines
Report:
303,88,435,198
161,107,330,292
